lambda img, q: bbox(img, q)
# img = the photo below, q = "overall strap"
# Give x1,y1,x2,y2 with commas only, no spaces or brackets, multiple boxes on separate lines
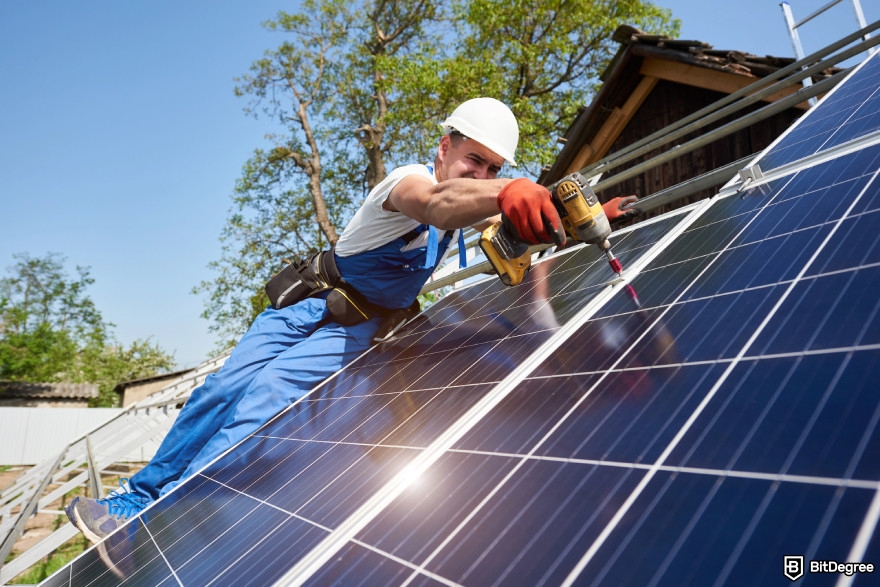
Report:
398,224,467,269
424,162,466,269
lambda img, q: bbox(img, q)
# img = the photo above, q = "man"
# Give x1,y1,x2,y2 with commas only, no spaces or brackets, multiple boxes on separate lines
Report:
66,97,638,545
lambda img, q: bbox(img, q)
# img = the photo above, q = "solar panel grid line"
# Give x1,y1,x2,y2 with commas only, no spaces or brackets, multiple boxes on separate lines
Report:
296,138,880,584
193,481,336,587
750,51,880,170
562,162,880,585
383,179,805,585
842,488,880,587
142,519,182,586
746,342,880,362
292,218,712,584
272,276,633,586
312,155,856,584
268,238,696,584
344,537,461,587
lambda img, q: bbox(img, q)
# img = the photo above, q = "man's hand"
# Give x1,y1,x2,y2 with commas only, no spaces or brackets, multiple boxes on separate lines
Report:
497,178,565,245
603,195,640,222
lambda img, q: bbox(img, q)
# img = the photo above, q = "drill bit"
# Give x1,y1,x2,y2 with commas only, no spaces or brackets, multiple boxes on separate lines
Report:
604,246,623,276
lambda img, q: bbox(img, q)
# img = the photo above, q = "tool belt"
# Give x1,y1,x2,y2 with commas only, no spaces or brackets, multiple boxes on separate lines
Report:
265,249,419,339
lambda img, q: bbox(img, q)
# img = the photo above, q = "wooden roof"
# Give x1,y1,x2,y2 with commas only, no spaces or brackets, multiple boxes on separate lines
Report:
0,381,98,400
539,25,840,186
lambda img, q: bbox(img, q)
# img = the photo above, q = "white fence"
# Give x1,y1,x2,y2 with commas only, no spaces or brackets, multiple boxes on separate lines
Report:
0,407,159,465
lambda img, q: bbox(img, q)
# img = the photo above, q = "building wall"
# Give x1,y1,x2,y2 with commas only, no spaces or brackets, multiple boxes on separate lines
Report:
122,379,173,407
597,79,803,219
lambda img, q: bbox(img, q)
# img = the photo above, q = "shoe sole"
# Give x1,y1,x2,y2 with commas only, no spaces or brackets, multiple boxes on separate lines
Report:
65,503,105,545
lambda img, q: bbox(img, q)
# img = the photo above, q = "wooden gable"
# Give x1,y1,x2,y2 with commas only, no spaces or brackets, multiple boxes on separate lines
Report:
539,25,839,220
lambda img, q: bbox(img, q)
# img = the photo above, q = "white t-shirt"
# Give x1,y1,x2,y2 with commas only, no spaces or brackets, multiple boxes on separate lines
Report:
336,163,459,256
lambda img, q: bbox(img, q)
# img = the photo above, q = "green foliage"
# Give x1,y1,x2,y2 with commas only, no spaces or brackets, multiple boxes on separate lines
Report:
382,0,681,177
197,0,680,341
0,252,175,407
79,339,178,408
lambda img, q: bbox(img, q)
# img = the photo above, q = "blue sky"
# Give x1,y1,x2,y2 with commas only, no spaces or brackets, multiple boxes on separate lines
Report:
1,1,877,369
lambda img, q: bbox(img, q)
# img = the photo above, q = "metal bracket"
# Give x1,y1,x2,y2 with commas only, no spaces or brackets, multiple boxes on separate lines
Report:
737,164,764,191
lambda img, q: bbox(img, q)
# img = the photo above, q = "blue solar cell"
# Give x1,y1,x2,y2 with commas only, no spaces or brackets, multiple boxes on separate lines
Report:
627,288,783,363
47,516,175,586
759,53,880,169
666,352,880,477
314,145,879,582
389,458,644,586
516,365,722,464
354,452,523,563
810,209,880,274
756,268,880,352
682,226,827,297
582,473,875,586
303,542,444,586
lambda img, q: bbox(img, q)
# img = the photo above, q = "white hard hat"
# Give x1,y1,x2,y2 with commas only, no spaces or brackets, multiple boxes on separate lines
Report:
440,97,519,166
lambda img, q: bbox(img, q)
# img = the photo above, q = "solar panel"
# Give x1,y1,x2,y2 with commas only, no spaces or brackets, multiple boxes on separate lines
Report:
756,52,880,170
42,51,880,586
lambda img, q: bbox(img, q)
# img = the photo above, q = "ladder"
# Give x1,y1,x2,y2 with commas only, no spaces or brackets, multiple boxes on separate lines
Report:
780,0,875,106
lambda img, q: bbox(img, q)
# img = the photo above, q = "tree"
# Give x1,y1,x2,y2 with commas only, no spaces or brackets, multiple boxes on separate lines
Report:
195,0,679,343
439,0,682,176
0,252,175,407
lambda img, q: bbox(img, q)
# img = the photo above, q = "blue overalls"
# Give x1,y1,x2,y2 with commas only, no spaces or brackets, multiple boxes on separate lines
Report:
129,224,458,502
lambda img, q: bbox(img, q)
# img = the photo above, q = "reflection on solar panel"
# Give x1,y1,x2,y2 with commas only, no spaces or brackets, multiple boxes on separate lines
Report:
44,52,880,587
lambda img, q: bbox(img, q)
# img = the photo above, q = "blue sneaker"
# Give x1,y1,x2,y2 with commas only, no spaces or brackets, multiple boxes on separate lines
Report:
65,478,149,544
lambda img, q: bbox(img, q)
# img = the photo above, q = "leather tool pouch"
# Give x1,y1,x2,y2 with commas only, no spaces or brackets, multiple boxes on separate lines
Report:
265,249,377,326
265,251,328,310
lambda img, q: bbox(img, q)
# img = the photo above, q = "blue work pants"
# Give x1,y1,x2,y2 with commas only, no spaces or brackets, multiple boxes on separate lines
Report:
128,298,381,502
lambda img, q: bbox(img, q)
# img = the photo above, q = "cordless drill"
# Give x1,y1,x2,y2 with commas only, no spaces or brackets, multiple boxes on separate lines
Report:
480,172,623,286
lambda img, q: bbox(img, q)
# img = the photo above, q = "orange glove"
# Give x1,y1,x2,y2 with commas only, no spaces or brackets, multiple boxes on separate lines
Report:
497,178,566,245
603,195,640,222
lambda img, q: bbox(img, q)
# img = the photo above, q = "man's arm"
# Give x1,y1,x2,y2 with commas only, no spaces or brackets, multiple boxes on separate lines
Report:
384,175,510,230
385,174,563,245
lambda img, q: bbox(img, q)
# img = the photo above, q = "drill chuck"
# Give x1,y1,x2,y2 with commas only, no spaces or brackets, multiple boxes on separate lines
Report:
551,172,623,276
552,173,612,246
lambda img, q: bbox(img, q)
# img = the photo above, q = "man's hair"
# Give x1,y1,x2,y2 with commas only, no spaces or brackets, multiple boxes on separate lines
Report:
447,129,468,146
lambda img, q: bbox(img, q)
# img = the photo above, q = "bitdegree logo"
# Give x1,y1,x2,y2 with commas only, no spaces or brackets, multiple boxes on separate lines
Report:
810,560,875,576
784,555,875,582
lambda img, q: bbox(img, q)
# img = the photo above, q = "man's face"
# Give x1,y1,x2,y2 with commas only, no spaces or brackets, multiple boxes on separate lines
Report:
438,134,506,181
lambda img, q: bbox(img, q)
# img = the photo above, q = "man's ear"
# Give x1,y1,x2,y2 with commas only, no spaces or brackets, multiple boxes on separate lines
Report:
437,134,452,161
